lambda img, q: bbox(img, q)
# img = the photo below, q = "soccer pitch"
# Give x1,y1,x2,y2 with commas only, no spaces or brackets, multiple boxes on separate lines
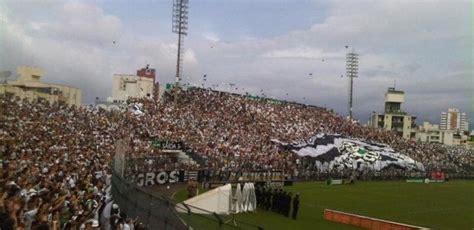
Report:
232,181,474,230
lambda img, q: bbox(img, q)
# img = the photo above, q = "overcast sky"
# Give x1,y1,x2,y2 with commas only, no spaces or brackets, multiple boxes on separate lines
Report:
0,0,472,128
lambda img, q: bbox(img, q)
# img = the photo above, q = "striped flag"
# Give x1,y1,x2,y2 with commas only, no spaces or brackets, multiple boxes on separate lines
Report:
273,133,424,172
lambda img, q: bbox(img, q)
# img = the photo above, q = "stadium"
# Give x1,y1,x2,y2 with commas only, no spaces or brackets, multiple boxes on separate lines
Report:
1,1,474,230
1,85,473,229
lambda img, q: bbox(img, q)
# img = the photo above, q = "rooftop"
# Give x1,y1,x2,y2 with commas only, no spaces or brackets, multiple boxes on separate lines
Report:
387,87,404,94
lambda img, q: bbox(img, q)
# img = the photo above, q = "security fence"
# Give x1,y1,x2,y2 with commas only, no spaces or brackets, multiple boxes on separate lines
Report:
111,172,186,229
111,160,263,230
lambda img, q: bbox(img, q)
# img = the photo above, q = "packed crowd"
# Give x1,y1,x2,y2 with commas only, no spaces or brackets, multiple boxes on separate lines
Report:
141,87,474,174
0,97,146,230
1,86,473,229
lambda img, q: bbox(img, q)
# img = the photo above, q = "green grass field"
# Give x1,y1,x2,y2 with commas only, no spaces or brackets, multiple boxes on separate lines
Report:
175,180,474,230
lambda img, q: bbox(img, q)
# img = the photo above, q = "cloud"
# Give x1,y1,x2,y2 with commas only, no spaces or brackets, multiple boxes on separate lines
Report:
189,0,472,125
202,32,220,42
262,47,342,60
0,0,471,126
0,1,200,104
44,2,122,45
0,2,123,103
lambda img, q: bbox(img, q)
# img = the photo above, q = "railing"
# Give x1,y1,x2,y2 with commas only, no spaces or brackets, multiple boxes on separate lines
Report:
111,166,264,230
111,171,188,230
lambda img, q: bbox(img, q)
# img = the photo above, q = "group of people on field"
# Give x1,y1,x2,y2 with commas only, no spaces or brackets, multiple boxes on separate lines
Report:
255,187,300,219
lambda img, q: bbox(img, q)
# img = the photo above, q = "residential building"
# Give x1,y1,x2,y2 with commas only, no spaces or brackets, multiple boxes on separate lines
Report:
111,66,155,103
440,108,469,133
415,122,454,145
96,66,156,111
452,133,469,147
0,66,81,106
136,64,156,82
368,87,417,139
468,131,474,150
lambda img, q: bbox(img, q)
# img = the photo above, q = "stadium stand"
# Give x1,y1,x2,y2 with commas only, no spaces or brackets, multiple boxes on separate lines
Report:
0,87,472,229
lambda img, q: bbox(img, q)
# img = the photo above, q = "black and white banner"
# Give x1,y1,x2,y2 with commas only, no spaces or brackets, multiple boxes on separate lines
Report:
131,170,286,187
129,103,144,116
273,133,424,172
132,170,185,187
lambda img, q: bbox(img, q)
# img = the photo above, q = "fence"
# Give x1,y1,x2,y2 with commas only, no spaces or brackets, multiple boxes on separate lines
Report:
111,171,186,229
111,165,263,230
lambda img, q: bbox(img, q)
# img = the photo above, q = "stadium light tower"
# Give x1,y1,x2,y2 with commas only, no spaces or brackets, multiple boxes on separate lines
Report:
346,49,358,120
172,0,189,86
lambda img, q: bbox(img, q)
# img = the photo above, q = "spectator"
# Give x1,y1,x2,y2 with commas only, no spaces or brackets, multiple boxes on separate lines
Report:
1,86,472,229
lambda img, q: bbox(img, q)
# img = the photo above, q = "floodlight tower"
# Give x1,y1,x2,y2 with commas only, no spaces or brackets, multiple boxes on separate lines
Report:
346,50,358,120
172,0,189,86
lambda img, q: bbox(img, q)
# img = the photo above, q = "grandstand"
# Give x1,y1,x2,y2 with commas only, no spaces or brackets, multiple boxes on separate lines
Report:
1,86,473,229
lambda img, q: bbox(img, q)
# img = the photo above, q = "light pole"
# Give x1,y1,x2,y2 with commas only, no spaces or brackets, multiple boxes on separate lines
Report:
346,49,358,120
172,0,189,86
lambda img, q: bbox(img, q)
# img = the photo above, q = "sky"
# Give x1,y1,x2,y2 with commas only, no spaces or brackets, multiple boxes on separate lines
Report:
0,0,472,128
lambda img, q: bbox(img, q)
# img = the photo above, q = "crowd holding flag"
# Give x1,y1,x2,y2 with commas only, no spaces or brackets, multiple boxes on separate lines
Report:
273,133,425,172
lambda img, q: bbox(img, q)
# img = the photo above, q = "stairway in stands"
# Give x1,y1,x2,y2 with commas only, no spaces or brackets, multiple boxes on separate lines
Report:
176,150,197,165
183,151,207,166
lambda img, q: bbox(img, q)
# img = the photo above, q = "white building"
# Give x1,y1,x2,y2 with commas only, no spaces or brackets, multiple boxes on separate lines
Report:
440,108,469,133
368,88,417,139
111,74,154,103
96,66,156,111
0,66,81,106
469,131,474,150
415,122,454,145
452,133,469,147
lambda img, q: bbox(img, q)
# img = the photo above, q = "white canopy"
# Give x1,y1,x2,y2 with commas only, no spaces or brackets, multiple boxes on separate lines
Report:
177,184,232,215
